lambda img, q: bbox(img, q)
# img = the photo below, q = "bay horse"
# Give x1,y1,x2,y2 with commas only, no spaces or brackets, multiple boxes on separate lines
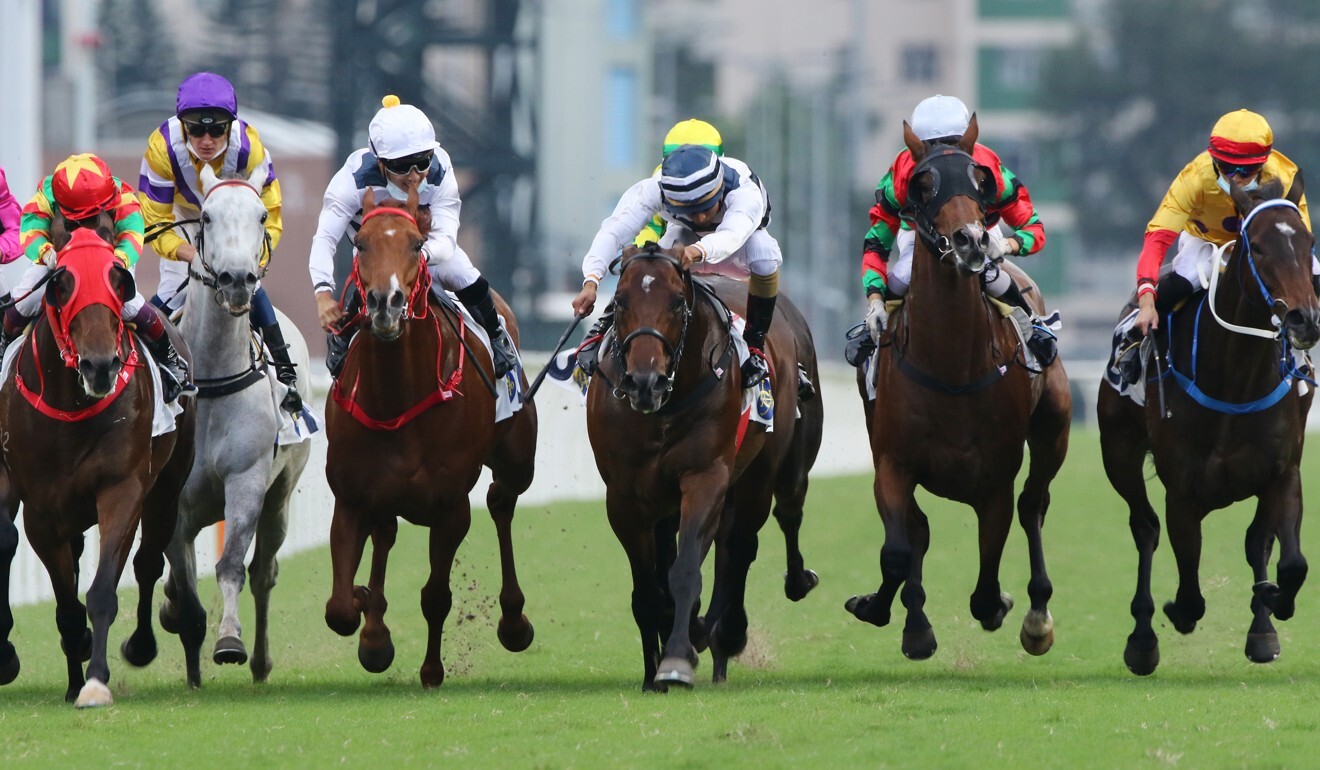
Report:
153,165,312,687
1098,176,1320,675
586,242,823,691
323,188,536,687
0,228,195,706
844,118,1072,660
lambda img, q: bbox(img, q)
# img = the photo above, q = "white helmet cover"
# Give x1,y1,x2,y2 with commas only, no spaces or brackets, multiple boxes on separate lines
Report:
369,101,440,159
910,95,971,141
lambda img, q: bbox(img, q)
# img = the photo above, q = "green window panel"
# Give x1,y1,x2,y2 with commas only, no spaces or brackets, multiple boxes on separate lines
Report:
978,0,1068,18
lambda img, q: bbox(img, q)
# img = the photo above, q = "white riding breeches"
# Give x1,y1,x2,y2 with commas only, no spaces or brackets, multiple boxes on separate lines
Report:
1170,232,1320,288
427,243,482,291
661,226,782,279
13,261,145,318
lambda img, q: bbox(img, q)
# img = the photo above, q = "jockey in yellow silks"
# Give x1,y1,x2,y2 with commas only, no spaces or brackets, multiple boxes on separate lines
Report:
137,71,300,413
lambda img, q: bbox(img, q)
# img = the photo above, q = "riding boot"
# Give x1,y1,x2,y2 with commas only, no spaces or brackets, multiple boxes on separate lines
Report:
576,300,615,376
134,305,191,403
1,305,30,349
456,277,518,379
1154,273,1196,315
741,293,776,388
325,285,361,379
998,282,1057,368
258,321,303,414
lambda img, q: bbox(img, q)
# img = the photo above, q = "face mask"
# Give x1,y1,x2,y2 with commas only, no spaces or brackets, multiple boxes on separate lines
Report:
186,137,228,161
1217,174,1259,195
385,179,431,201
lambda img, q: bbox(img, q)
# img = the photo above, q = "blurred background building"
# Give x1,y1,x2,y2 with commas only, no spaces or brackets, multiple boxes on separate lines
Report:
5,0,1320,367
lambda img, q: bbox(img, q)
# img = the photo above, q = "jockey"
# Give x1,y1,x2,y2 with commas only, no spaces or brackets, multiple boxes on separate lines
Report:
138,71,301,414
572,143,782,389
0,166,20,266
9,153,191,401
1121,109,1312,372
632,119,725,247
858,94,1054,367
311,95,520,379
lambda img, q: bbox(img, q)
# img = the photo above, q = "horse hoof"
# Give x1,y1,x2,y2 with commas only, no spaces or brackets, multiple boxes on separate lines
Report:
251,655,273,684
1124,634,1160,676
1020,610,1055,656
784,569,820,602
213,636,249,666
61,629,92,663
712,656,728,684
121,633,158,668
358,640,395,673
0,644,19,686
902,627,937,660
158,601,180,635
654,656,695,688
1245,633,1281,664
1162,601,1198,635
845,594,891,627
497,615,534,653
420,662,445,689
74,678,113,709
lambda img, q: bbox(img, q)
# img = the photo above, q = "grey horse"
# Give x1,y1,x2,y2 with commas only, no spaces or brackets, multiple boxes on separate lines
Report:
154,165,312,686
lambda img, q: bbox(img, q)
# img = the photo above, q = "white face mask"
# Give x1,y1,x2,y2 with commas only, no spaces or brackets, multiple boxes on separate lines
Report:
1217,173,1260,195
385,178,431,201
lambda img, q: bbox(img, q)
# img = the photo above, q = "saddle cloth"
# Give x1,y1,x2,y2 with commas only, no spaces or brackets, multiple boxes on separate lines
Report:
440,293,525,424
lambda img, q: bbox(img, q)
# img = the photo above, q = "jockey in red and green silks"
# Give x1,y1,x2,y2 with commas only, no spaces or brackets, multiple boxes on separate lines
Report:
8,154,191,401
858,94,1053,366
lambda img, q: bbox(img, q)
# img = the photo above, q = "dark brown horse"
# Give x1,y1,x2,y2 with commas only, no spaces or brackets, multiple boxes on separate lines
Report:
845,118,1072,660
323,189,536,687
1099,177,1320,675
0,229,195,706
587,243,822,690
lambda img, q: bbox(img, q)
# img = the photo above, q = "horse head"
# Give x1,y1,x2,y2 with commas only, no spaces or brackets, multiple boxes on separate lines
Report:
1227,173,1320,349
901,114,997,277
45,230,136,397
353,186,427,341
611,243,692,414
197,164,270,315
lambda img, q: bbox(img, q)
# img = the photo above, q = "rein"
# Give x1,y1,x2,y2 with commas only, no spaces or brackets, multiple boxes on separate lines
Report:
14,317,141,423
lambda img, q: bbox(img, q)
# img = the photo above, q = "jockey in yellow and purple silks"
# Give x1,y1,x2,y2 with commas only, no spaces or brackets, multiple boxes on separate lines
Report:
138,71,300,413
632,119,725,247
7,154,191,402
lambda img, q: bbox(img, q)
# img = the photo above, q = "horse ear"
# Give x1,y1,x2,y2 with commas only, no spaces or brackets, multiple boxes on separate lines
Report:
200,164,220,196
1287,169,1305,206
1227,176,1254,215
959,114,979,154
405,182,420,216
45,268,72,309
247,164,266,191
903,121,925,161
362,187,377,214
110,264,137,305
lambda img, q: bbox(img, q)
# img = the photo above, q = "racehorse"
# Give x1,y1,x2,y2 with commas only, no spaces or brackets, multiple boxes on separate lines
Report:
844,118,1072,660
152,166,312,687
586,242,823,691
0,228,195,706
323,188,537,687
1098,176,1320,675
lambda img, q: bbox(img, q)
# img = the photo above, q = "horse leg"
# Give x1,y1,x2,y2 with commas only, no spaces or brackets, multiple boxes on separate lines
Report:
27,527,88,703
968,489,1015,634
484,469,534,655
1243,500,1281,663
0,498,19,686
656,468,728,688
1255,469,1307,623
78,482,147,708
119,480,179,671
899,501,936,659
213,474,271,667
247,482,292,683
358,516,398,674
708,483,773,683
846,459,913,631
325,501,373,637
162,525,207,687
1015,382,1070,656
419,501,470,688
1162,495,1207,636
773,438,819,602
608,492,668,692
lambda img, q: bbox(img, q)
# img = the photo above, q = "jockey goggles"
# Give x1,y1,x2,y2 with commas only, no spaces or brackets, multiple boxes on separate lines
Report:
381,150,434,176
184,120,231,138
1216,161,1263,178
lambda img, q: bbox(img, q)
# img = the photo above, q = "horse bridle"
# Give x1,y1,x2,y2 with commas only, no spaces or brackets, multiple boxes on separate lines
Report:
185,180,274,306
1202,198,1303,340
900,145,995,266
610,251,692,398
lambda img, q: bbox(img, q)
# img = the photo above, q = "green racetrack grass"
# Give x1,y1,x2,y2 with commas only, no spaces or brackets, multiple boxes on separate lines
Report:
3,429,1320,769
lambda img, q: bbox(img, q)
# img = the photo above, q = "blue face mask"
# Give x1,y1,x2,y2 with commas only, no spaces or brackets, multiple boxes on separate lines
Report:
385,179,431,201
1217,174,1259,195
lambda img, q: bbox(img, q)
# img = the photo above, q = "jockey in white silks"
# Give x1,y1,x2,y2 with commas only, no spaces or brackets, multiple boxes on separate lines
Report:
308,95,520,380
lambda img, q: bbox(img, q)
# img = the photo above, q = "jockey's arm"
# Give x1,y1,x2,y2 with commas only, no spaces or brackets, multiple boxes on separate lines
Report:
307,162,361,296
695,182,764,264
138,130,188,261
19,189,55,265
258,177,285,256
109,183,146,268
420,168,461,264
993,167,1045,256
581,177,664,285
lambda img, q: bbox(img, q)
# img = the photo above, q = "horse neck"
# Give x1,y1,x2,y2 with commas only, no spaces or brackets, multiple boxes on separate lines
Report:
903,243,1000,369
343,306,444,397
669,287,721,399
1186,260,1281,377
181,281,253,376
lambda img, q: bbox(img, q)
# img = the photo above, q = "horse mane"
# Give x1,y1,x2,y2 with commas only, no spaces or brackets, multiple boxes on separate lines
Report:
1248,178,1286,203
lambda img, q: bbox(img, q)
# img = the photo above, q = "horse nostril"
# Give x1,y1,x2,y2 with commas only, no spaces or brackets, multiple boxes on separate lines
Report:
979,232,991,252
654,374,671,393
245,272,258,288
366,291,384,312
217,272,234,287
389,290,406,310
953,231,971,250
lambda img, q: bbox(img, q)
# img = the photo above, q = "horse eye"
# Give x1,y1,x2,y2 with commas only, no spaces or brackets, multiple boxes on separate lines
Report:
260,212,268,223
201,212,211,225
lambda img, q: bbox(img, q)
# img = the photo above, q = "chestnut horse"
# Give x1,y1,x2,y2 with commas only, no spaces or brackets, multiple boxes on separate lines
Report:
323,189,536,687
844,118,1072,660
1098,177,1320,675
587,243,823,690
0,229,194,706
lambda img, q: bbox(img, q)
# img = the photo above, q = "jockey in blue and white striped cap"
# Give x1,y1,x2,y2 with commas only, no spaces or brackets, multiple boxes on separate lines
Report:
659,145,726,215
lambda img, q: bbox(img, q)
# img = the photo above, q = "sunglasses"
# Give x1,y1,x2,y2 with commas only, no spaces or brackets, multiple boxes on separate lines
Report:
1218,162,1263,178
183,121,231,139
381,151,433,176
